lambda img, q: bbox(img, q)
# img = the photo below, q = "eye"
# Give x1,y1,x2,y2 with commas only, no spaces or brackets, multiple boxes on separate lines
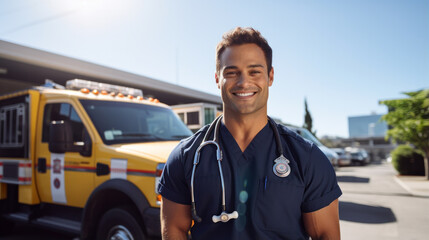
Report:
224,71,238,77
249,70,261,75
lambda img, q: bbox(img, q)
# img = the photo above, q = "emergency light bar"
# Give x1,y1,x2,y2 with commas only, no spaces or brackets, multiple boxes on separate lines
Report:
66,79,143,97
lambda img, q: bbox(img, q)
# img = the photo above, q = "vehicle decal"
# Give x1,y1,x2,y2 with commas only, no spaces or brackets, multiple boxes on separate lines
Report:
50,153,67,204
111,158,127,179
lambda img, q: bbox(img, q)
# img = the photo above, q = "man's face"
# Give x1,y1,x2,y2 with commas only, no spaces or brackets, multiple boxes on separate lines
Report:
216,43,274,117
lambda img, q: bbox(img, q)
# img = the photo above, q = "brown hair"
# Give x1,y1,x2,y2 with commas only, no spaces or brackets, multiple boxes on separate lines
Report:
216,27,272,75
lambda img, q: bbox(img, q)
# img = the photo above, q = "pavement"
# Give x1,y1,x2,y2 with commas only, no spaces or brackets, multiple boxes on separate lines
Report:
394,174,429,198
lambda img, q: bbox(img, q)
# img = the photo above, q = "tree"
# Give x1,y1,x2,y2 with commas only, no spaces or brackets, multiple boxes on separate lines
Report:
380,89,429,179
303,98,316,136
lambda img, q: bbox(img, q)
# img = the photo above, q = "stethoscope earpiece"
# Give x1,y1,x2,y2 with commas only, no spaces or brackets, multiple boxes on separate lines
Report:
190,115,290,224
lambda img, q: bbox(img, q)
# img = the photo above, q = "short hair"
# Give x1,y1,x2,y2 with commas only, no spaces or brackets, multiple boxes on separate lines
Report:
216,27,272,75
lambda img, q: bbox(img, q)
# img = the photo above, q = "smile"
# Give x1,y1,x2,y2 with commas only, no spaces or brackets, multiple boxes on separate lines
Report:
234,92,255,97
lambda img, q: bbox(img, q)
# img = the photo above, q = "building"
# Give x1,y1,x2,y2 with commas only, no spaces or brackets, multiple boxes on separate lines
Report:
348,114,388,138
171,103,221,132
346,114,395,162
0,40,222,107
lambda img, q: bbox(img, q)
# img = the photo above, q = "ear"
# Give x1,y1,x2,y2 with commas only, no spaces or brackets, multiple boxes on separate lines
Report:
268,67,274,87
215,72,221,89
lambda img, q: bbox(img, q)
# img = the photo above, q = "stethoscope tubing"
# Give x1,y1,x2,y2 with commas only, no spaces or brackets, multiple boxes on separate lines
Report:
191,115,224,222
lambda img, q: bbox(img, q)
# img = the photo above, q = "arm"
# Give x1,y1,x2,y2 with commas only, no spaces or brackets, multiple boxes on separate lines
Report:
302,199,340,240
160,197,192,240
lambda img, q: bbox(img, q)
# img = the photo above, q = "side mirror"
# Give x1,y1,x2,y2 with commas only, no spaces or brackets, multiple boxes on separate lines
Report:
79,129,92,157
49,120,73,153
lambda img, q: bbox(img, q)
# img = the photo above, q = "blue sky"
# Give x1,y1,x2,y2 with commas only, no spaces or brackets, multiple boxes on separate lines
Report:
1,0,428,137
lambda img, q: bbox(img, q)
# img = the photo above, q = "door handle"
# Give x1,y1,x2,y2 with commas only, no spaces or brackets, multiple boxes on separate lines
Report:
38,158,47,173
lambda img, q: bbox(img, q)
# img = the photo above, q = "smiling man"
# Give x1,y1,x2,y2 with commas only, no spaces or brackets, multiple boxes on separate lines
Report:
158,27,342,240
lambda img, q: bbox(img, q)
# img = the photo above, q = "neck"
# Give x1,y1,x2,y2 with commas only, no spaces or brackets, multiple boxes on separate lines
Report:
223,112,268,152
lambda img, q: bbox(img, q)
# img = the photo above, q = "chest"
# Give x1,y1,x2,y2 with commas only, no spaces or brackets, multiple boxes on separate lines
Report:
188,134,305,214
187,137,308,239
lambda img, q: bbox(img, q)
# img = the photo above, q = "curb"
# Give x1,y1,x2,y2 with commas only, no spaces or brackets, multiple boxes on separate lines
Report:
393,175,429,198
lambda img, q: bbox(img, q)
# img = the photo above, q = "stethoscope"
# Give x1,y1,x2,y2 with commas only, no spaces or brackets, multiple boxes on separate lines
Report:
190,115,291,224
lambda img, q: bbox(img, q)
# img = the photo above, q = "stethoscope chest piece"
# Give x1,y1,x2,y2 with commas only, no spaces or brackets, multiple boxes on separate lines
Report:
273,155,291,178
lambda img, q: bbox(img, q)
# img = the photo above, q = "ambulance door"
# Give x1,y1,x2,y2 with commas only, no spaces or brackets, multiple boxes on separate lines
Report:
35,102,95,208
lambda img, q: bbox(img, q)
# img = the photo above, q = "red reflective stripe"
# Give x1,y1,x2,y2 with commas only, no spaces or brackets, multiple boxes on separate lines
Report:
27,163,155,176
18,177,31,182
46,164,97,172
127,169,156,175
63,165,96,170
46,165,96,170
19,163,32,167
0,163,31,167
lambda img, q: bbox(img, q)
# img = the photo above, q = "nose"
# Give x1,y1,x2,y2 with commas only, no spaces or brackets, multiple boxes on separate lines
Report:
236,73,251,87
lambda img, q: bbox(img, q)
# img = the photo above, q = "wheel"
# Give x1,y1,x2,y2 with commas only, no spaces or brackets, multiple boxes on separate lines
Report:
96,207,146,240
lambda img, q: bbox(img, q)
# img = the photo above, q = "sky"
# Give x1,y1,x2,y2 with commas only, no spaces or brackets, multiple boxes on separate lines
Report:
1,0,428,138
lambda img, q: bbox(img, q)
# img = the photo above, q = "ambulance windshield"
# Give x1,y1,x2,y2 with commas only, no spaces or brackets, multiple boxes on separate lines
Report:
80,100,192,145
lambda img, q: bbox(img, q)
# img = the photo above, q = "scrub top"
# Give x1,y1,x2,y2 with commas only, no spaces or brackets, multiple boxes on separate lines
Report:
158,120,342,240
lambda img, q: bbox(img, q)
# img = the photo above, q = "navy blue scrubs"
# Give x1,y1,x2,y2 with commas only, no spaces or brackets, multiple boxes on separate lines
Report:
158,120,342,240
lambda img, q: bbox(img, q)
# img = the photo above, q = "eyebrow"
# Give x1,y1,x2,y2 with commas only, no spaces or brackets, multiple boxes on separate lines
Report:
248,64,264,69
223,66,238,72
223,64,264,71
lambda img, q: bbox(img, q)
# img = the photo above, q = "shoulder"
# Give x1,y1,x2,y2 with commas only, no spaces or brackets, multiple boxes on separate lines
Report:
275,123,314,152
169,124,211,160
271,122,327,172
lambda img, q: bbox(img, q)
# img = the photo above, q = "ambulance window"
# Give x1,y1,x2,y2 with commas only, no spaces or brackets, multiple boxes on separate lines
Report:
42,103,86,143
80,100,192,144
0,95,29,158
59,103,70,118
177,112,185,123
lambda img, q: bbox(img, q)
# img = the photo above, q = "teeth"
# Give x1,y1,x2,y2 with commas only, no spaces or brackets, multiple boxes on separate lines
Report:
235,92,254,97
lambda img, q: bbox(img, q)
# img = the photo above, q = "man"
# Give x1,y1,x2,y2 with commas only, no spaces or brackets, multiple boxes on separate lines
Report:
158,27,342,240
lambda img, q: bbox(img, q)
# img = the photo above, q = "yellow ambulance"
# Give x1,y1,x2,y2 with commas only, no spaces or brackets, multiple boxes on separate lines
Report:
0,79,192,240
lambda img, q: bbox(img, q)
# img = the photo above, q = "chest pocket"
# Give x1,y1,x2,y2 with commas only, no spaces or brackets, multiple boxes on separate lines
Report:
254,176,305,232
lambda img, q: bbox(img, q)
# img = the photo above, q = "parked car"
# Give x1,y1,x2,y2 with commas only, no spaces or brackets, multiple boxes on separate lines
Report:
288,127,339,169
331,148,352,166
345,147,370,166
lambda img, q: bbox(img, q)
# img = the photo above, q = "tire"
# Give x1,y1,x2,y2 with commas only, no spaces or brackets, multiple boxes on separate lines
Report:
96,207,146,240
0,199,15,235
0,218,15,235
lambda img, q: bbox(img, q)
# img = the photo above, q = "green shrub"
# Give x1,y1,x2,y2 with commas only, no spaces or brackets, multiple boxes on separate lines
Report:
391,145,425,176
